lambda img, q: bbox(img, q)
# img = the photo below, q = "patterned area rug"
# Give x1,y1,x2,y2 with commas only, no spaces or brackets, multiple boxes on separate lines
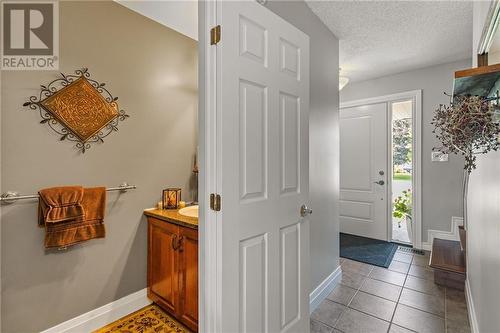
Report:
94,304,191,333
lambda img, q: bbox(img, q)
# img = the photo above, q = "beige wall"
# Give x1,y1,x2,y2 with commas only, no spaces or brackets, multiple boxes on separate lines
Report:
1,2,197,331
266,0,340,291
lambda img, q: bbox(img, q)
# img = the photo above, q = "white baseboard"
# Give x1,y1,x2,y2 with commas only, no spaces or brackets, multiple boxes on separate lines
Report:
41,288,151,333
40,266,342,332
309,266,342,313
421,243,432,251
421,216,463,251
465,279,479,333
38,265,351,331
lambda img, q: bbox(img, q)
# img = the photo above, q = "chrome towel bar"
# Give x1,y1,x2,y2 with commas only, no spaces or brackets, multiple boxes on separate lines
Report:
0,182,136,204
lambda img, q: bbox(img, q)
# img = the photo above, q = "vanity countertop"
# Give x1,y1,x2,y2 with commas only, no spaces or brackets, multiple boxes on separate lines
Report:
144,208,198,230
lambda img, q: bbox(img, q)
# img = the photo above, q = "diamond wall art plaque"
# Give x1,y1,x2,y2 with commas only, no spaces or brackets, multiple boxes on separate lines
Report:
24,68,129,153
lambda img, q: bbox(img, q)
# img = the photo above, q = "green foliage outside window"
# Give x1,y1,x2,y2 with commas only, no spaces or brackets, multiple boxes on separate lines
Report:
393,189,412,220
393,118,412,166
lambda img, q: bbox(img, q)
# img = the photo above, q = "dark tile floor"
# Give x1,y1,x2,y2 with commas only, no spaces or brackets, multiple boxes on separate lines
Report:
311,248,471,333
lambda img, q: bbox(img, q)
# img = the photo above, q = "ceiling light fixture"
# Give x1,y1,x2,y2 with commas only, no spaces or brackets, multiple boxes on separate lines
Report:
339,68,349,91
339,76,349,91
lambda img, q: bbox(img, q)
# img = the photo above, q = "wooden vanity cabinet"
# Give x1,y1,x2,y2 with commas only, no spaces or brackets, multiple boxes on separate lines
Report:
147,217,198,332
177,226,198,330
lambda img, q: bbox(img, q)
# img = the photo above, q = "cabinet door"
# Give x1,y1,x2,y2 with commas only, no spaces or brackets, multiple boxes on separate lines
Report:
178,226,198,332
148,218,179,315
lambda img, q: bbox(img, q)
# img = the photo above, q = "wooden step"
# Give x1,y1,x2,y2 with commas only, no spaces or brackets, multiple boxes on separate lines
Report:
430,238,466,290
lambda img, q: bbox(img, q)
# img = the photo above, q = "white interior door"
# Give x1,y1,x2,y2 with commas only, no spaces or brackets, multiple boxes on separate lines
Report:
217,1,310,332
340,103,388,241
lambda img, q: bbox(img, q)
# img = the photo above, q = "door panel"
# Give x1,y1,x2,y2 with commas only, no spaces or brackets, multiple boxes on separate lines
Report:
239,16,268,66
340,103,388,241
340,116,372,191
239,79,268,202
280,223,301,330
239,234,268,333
279,38,300,80
280,92,300,195
218,1,310,332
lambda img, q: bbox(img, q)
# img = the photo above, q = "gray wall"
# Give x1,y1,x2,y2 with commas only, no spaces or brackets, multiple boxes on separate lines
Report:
467,152,500,332
466,3,500,331
341,59,470,243
0,2,197,332
266,1,340,291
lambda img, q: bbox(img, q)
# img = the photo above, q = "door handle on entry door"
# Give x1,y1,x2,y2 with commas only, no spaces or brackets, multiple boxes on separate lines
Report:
300,204,312,217
374,180,385,185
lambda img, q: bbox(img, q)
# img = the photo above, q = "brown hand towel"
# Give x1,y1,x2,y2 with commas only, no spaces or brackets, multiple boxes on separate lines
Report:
39,186,106,249
38,186,85,226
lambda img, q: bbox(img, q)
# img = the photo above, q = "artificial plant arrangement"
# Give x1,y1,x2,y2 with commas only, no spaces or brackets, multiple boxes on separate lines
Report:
393,189,413,239
432,94,500,228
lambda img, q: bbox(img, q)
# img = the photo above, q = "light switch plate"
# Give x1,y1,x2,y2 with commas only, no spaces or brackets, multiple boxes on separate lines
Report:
432,151,448,162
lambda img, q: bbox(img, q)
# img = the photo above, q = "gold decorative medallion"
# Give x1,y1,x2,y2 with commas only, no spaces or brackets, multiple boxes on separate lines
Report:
24,68,129,153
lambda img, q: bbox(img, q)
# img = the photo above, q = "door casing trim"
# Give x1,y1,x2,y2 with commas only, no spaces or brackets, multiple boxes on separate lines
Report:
340,90,422,249
198,1,219,332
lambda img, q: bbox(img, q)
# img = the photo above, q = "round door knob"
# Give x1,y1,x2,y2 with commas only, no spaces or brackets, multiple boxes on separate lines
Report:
374,180,385,185
300,204,312,217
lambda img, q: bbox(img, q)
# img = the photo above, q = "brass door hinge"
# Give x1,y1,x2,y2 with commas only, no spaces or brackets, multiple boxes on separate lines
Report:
214,194,221,211
210,25,221,45
210,193,215,210
210,193,221,211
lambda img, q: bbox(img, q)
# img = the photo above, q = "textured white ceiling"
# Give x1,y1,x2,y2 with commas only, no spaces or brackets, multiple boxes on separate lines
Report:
116,1,198,40
306,1,473,82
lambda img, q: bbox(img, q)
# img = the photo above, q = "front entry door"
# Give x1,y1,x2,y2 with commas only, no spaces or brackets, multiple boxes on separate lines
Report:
340,103,388,241
217,1,310,332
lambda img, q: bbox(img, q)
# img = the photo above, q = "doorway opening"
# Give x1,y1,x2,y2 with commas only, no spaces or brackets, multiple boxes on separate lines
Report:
391,100,413,244
340,90,421,249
